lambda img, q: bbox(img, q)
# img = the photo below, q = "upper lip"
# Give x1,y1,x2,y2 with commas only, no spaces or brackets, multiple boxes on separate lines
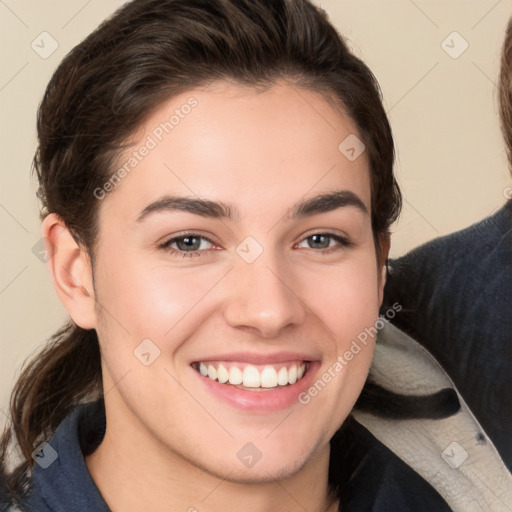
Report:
190,351,319,365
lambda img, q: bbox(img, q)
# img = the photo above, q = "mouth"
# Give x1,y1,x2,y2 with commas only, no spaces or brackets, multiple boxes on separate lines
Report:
189,351,320,411
191,360,310,391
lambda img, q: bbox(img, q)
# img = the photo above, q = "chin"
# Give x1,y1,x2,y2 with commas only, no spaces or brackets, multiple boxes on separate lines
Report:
214,455,309,485
190,436,319,485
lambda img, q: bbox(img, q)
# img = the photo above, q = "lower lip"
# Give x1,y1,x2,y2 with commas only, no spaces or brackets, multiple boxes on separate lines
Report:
193,361,321,412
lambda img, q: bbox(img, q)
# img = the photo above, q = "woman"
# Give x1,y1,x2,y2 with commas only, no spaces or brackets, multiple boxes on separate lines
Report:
0,1,509,511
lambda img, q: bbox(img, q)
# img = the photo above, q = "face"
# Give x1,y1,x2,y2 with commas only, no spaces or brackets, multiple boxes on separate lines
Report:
91,81,384,482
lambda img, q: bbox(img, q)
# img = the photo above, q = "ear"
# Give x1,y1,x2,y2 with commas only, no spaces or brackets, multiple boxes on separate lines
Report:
42,213,97,329
377,232,391,306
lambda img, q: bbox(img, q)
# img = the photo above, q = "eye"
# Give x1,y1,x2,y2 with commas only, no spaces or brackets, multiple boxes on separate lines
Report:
296,233,351,252
159,234,216,257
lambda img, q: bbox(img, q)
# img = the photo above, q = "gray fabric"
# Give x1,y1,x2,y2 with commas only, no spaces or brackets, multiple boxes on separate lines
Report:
353,322,512,512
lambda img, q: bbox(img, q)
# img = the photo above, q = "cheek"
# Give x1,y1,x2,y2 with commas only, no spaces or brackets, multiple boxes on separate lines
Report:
296,253,380,396
299,254,381,345
93,252,229,352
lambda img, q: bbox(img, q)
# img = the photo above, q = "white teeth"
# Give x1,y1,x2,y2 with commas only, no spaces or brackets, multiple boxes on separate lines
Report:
277,367,289,386
288,365,297,384
196,361,308,389
217,364,229,384
243,365,261,388
207,364,217,380
229,366,243,385
260,366,278,388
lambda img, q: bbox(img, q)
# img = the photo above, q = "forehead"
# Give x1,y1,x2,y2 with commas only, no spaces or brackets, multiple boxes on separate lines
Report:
98,81,371,224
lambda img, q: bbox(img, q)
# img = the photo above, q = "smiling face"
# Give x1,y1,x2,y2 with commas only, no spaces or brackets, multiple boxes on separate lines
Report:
88,81,385,483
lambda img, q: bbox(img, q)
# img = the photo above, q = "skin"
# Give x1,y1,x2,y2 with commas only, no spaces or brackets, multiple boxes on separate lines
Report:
44,81,388,512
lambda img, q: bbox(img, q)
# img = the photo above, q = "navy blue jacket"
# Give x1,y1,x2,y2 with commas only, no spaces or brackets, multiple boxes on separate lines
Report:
384,201,512,471
3,400,451,511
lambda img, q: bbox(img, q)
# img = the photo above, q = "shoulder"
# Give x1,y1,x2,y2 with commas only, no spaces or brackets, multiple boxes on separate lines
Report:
382,203,512,469
330,416,453,511
16,401,109,512
388,201,512,285
346,323,512,512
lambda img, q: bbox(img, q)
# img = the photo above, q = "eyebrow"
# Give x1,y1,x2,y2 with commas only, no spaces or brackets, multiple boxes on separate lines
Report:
136,196,236,222
136,190,367,223
293,190,368,217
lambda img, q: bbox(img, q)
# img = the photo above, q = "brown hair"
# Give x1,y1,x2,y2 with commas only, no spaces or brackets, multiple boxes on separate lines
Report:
500,17,512,171
1,0,400,499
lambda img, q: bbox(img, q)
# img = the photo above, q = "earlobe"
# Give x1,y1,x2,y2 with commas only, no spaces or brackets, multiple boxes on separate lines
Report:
42,213,97,329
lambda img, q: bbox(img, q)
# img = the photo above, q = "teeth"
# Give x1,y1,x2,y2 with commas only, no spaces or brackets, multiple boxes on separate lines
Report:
229,366,243,385
261,366,278,388
217,364,229,384
207,365,217,380
288,365,297,384
243,366,260,388
277,367,288,386
195,361,308,389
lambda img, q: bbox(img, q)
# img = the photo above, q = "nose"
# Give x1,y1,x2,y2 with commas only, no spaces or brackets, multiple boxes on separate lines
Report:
222,252,307,338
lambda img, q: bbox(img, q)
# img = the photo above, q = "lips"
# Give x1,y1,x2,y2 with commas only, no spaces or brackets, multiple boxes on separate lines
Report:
192,361,309,389
189,351,319,411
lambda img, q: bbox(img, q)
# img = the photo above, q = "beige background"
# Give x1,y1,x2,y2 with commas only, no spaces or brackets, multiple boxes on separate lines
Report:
1,0,510,417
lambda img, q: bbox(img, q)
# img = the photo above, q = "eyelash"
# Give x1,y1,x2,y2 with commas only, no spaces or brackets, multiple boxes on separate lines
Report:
159,232,352,258
296,233,353,254
159,233,217,258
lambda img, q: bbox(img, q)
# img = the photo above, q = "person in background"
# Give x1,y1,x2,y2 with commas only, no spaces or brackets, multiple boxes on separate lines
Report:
384,17,512,472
